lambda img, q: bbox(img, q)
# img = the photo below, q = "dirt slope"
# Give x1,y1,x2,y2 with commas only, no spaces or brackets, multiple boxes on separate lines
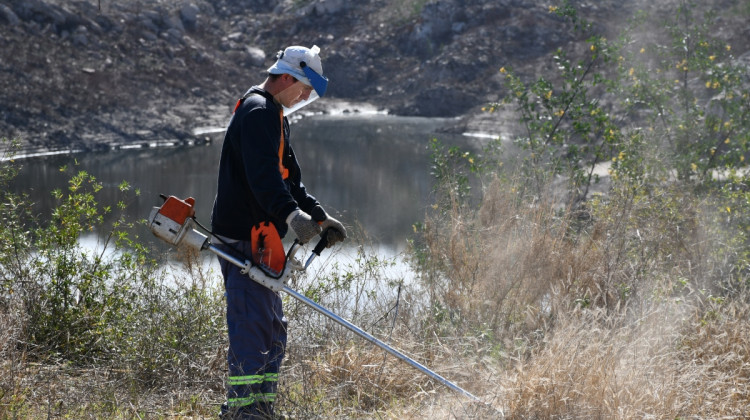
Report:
0,0,747,155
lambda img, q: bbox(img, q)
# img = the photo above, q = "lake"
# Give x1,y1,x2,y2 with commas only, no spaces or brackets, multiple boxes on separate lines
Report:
7,113,484,270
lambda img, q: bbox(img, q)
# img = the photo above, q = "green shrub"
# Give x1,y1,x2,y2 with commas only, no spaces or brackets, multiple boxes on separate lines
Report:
492,0,750,287
0,147,224,388
409,1,750,376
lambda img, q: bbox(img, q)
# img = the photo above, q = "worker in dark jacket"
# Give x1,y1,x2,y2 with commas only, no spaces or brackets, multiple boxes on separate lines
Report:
211,45,346,419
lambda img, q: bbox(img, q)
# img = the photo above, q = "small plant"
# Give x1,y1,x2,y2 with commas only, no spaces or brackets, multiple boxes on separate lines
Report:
0,147,226,417
493,2,623,208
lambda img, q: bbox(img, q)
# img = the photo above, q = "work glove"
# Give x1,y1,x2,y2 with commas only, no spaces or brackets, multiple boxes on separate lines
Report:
321,215,346,247
286,209,322,244
311,206,347,248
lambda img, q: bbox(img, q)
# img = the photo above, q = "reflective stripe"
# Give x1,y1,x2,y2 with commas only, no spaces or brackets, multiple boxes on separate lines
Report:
227,374,264,386
227,372,278,386
227,393,277,407
264,372,278,382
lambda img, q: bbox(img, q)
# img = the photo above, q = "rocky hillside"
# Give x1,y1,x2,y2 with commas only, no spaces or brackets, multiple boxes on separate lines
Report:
1,0,748,155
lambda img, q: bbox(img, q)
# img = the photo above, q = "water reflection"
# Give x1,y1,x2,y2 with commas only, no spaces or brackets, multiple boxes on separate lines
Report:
9,115,474,255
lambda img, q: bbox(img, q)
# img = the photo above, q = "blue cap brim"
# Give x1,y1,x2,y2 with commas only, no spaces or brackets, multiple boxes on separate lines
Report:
302,63,328,97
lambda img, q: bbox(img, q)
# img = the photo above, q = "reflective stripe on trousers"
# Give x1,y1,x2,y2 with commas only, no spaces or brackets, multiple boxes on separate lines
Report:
227,372,278,386
216,241,287,412
227,392,277,408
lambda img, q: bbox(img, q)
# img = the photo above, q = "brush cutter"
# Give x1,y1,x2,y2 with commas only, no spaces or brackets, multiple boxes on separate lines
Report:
147,195,481,402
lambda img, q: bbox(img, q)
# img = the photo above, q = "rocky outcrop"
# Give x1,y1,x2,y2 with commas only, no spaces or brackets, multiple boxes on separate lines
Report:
0,0,747,155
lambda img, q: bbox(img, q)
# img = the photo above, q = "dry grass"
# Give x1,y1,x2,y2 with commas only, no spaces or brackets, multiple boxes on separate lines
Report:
3,173,750,419
501,294,750,418
410,173,750,418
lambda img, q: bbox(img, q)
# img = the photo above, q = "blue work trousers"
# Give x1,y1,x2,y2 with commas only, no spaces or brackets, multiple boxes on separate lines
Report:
216,241,288,418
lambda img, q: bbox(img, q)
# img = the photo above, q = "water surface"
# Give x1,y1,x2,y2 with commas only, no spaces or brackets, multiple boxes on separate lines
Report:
10,114,477,262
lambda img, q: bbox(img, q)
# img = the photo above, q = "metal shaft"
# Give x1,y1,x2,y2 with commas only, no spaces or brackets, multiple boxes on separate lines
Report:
208,243,480,402
282,285,480,402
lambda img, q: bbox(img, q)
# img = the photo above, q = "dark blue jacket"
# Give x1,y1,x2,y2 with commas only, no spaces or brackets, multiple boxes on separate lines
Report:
211,87,320,240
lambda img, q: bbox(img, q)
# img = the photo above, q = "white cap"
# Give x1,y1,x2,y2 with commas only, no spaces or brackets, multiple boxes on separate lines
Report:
267,45,324,88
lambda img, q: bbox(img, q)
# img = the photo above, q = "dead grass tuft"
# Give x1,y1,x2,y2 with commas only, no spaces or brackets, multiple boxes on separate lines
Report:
3,170,750,418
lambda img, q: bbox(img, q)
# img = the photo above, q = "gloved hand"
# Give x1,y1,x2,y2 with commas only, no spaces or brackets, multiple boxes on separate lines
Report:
286,209,322,244
321,215,346,247
311,206,347,248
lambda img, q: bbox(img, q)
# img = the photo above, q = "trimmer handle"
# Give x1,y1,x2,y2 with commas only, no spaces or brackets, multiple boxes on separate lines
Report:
312,229,330,255
305,229,331,269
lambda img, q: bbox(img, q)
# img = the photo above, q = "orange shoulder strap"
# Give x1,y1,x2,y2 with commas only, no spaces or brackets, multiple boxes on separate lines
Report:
278,110,289,180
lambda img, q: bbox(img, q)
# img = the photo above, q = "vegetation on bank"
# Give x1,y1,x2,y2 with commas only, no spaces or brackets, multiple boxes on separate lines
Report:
2,1,749,418
416,2,750,416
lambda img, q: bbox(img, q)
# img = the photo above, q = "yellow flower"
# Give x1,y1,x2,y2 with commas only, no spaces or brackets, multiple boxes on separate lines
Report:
741,155,745,162
499,66,506,73
549,6,558,12
725,138,730,144
629,67,635,76
710,148,716,155
691,163,698,171
618,151,626,160
726,207,732,213
590,44,596,51
712,81,720,89
640,48,645,54
545,90,552,100
726,44,731,51
555,109,565,117
705,81,712,88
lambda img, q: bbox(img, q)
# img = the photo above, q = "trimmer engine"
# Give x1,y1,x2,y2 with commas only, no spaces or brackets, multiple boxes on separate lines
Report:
147,195,208,251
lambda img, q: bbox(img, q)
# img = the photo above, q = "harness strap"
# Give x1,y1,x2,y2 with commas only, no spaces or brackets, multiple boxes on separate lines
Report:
277,110,289,180
233,92,289,180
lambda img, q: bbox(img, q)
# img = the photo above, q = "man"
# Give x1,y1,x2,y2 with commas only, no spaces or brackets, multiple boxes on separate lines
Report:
211,45,346,419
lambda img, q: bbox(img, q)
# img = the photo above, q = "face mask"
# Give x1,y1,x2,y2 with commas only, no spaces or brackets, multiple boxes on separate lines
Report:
283,61,327,115
283,90,320,115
